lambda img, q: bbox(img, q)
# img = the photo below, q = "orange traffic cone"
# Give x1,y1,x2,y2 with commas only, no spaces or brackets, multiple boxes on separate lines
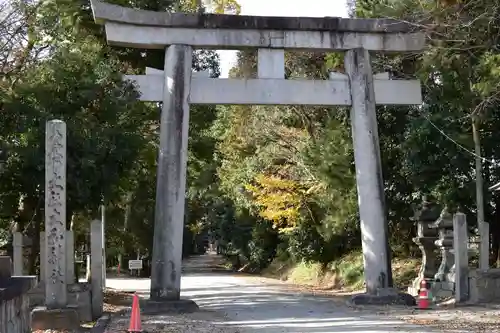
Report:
417,279,431,310
128,294,142,332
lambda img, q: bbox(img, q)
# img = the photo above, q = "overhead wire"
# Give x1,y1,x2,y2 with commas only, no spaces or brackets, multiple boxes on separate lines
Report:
420,112,500,167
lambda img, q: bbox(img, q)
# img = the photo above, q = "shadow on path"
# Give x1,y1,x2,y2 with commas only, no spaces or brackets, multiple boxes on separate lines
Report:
105,254,444,333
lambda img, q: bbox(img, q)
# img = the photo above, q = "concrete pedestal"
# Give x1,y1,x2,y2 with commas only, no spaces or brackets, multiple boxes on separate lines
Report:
350,289,416,306
28,282,92,322
30,306,80,331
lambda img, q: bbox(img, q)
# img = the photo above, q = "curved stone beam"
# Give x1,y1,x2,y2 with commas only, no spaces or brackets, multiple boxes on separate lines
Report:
105,24,425,51
91,1,425,51
91,0,417,33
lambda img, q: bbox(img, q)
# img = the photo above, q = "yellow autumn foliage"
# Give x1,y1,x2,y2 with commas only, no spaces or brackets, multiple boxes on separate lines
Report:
245,174,307,230
183,0,241,14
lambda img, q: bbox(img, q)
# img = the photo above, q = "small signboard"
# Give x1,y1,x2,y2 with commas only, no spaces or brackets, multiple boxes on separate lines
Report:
128,259,143,270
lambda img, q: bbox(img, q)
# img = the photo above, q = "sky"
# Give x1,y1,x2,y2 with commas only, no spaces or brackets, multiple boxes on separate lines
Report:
218,0,349,78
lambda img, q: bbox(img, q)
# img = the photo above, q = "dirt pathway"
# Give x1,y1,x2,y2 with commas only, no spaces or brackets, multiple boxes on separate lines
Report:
104,254,438,332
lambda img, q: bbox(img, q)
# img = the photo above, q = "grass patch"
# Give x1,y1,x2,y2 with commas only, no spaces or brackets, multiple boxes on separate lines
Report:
288,261,325,286
263,250,420,291
328,250,366,290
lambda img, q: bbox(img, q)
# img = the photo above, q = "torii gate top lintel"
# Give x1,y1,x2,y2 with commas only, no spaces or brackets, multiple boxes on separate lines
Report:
90,0,425,52
92,0,412,33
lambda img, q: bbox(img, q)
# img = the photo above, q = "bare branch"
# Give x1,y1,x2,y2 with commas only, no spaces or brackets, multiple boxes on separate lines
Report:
0,0,44,79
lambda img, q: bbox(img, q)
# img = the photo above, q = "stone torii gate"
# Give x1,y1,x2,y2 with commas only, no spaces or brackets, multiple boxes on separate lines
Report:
91,1,425,306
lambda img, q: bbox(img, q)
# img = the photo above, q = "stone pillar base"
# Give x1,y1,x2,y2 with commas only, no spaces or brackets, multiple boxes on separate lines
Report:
141,299,199,315
30,306,80,331
349,289,416,306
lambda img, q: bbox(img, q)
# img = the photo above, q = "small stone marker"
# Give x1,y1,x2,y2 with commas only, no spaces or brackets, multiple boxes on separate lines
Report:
453,213,469,303
91,219,104,318
12,232,23,276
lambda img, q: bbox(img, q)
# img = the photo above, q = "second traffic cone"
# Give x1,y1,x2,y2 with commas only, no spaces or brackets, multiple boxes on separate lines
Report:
417,280,431,310
128,294,142,332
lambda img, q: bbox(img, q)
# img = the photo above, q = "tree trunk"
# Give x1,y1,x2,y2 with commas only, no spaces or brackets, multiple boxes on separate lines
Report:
118,192,133,272
28,205,42,275
472,117,488,269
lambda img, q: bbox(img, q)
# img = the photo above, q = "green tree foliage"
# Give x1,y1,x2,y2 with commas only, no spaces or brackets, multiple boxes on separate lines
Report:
207,0,500,274
4,0,500,284
0,0,222,271
351,0,500,261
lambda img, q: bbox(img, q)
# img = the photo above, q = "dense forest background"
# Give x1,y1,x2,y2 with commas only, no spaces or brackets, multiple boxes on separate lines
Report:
1,0,500,289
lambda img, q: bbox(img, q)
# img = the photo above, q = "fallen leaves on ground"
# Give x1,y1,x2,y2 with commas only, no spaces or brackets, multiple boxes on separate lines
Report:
103,289,133,313
397,307,500,332
405,317,500,332
105,311,240,333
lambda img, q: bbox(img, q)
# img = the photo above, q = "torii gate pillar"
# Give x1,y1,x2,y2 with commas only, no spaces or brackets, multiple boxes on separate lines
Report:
151,45,192,302
345,49,412,305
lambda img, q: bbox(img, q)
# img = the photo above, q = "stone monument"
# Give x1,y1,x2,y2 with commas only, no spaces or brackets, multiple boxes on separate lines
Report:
90,1,425,305
31,120,79,330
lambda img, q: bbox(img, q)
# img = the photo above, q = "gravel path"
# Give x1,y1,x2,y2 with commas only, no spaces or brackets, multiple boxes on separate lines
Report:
32,255,500,332
32,255,500,333
104,255,439,333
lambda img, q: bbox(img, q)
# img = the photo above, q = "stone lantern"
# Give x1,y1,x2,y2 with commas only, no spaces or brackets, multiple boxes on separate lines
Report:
410,196,440,295
430,207,454,284
423,206,456,298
